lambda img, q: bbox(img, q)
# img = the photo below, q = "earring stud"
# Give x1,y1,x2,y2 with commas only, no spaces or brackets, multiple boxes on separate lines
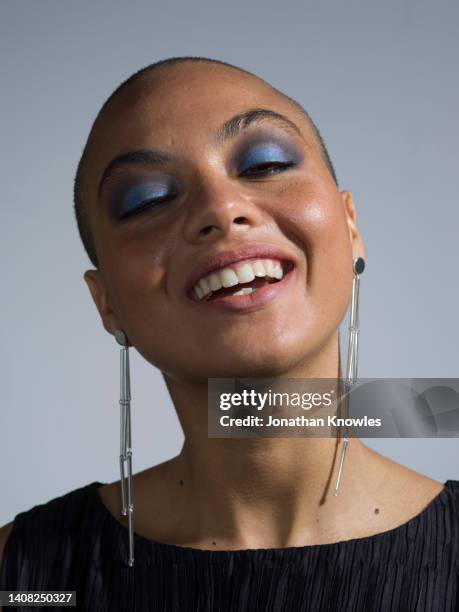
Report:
334,256,365,496
114,329,135,566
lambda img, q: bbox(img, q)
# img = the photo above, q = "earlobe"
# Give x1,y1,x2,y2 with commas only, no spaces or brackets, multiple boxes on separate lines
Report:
83,269,121,336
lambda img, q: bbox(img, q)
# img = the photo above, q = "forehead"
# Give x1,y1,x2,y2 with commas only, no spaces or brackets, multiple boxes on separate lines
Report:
85,63,313,200
97,64,308,143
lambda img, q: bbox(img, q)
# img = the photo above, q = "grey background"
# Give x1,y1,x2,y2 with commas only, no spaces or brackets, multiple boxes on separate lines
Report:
1,0,458,525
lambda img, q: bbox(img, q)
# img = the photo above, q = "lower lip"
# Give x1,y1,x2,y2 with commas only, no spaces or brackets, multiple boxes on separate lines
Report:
188,266,297,313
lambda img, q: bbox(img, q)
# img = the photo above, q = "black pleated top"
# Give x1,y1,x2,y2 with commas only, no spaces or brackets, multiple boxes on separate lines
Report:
1,479,459,611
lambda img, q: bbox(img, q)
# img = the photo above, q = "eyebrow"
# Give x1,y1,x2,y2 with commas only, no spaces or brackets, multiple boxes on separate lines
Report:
98,108,303,197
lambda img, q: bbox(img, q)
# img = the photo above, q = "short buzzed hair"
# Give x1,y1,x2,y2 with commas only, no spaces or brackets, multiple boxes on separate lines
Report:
73,56,338,268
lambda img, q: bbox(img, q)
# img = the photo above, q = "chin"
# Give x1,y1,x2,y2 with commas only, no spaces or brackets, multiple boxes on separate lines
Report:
192,337,312,379
142,324,325,382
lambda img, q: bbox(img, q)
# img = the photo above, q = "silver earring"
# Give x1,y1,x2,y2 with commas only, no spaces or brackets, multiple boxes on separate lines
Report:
114,329,134,566
334,257,365,496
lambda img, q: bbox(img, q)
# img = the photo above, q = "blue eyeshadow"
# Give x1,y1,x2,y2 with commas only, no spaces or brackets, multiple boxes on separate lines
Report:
111,180,177,217
107,134,303,219
237,139,302,173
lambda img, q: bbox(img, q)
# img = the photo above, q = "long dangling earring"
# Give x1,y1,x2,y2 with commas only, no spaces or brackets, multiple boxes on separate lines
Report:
114,329,135,566
334,256,365,496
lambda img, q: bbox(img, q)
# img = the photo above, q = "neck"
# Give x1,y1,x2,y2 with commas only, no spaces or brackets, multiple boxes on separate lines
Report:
160,332,377,549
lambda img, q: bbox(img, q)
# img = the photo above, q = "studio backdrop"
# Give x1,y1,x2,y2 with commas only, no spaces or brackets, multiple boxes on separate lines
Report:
1,0,458,524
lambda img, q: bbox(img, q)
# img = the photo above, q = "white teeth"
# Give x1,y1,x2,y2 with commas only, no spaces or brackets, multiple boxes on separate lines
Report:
220,268,239,288
194,284,204,299
208,273,222,292
198,276,211,295
236,264,255,284
253,260,267,277
232,287,255,296
264,260,274,275
192,258,286,301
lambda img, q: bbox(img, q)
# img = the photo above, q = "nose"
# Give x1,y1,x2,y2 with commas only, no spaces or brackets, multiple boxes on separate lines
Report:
182,174,266,244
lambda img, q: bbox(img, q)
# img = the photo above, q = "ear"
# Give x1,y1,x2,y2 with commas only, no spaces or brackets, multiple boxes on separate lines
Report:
83,269,122,337
339,190,367,261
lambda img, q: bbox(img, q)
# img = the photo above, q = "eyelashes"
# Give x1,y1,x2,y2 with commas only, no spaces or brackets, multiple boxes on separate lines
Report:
112,141,302,220
236,142,300,176
239,160,297,177
113,181,179,220
118,194,175,220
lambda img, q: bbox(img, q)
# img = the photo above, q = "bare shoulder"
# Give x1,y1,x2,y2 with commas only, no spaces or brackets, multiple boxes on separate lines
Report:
0,521,15,565
363,442,445,508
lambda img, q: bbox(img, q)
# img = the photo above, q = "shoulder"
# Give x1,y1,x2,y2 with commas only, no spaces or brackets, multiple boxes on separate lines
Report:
8,481,100,536
0,521,14,566
0,482,103,588
396,473,459,538
441,478,459,514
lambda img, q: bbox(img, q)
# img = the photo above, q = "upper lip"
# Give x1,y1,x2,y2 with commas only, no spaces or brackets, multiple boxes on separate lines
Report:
184,243,297,296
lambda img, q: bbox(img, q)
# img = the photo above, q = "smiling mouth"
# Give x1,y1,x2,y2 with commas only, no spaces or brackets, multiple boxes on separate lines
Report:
190,258,294,302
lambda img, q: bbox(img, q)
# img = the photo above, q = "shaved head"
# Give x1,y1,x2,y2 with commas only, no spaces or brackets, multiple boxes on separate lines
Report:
73,56,338,268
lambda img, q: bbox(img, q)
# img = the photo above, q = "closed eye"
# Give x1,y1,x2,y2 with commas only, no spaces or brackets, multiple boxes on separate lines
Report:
119,194,175,220
116,159,297,221
239,160,296,178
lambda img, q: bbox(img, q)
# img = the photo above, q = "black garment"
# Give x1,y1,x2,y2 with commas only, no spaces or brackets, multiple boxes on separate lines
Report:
1,480,459,611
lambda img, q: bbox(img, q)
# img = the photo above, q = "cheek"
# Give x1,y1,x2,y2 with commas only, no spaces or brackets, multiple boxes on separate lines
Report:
272,178,354,317
275,177,343,228
97,227,172,325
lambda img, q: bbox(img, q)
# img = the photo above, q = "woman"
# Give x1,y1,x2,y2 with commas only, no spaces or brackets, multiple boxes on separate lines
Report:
1,56,458,611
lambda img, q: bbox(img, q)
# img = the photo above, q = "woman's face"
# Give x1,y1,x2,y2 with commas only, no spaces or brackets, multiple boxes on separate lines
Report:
84,63,365,382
